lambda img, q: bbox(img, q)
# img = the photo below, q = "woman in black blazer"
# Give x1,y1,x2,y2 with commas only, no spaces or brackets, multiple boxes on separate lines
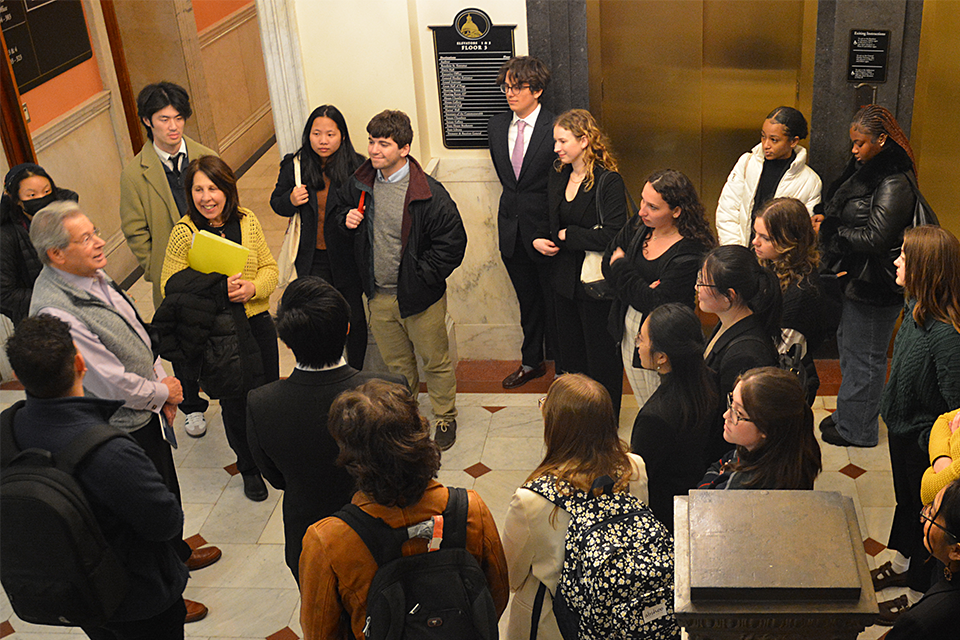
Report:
539,109,627,414
270,105,367,368
698,245,782,461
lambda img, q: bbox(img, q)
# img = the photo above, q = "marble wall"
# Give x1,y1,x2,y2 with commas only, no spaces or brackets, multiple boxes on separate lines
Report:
198,4,274,170
32,91,139,283
430,158,524,361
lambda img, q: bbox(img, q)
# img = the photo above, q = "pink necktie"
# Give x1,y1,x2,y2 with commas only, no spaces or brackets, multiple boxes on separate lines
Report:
512,120,526,179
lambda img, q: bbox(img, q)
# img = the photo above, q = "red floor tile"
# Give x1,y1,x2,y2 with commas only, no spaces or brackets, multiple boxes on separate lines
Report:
224,463,239,476
483,406,506,413
839,463,867,480
863,538,886,557
464,462,491,478
1,621,14,638
185,533,207,550
267,626,299,640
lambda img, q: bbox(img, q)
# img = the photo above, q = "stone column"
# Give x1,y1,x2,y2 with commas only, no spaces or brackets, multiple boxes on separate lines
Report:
810,0,923,184
255,0,309,156
526,0,590,114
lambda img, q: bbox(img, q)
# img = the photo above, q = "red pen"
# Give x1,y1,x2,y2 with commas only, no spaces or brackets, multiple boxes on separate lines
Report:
358,192,366,214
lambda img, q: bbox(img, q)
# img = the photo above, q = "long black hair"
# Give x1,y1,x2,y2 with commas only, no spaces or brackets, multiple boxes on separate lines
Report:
296,105,364,192
702,244,782,341
646,303,718,435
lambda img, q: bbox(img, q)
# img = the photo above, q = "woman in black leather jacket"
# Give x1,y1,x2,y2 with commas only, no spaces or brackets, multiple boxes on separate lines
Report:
818,104,918,449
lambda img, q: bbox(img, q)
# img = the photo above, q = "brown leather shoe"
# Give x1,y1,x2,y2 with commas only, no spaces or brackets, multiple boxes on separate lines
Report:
502,363,547,389
185,545,222,571
184,598,209,623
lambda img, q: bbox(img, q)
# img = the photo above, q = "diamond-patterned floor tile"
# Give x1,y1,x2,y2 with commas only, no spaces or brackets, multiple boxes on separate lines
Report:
186,533,208,550
484,406,506,413
224,462,240,476
863,538,886,556
464,462,492,478
267,626,299,640
840,463,867,480
0,620,14,638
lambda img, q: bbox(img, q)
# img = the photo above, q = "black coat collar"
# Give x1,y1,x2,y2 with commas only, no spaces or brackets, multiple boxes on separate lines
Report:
824,143,914,216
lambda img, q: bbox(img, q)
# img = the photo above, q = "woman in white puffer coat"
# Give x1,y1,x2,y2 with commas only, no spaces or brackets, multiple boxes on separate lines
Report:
716,106,822,247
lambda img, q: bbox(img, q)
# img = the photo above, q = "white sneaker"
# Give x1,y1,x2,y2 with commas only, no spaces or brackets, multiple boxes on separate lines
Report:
184,412,207,437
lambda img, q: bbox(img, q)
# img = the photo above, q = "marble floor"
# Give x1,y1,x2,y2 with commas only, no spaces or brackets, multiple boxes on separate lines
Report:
1,147,906,639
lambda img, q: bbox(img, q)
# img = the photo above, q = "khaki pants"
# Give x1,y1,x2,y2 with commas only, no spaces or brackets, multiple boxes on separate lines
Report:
368,293,457,420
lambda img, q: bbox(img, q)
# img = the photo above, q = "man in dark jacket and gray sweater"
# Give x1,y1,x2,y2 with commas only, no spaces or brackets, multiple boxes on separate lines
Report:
3,314,191,634
335,110,467,450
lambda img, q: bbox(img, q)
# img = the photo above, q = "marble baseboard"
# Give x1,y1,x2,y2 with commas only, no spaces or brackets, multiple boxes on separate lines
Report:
455,324,522,360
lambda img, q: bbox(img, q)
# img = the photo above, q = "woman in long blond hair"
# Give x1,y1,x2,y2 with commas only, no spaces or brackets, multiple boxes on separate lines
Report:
501,374,650,640
539,109,627,415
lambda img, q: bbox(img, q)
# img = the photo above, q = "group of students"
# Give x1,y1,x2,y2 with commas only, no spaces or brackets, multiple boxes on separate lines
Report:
4,53,960,637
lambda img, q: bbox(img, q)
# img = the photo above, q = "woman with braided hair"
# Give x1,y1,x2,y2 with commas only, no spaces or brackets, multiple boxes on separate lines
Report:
818,104,918,448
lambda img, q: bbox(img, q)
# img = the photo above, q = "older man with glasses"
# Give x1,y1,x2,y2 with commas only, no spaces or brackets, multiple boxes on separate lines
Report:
28,200,219,623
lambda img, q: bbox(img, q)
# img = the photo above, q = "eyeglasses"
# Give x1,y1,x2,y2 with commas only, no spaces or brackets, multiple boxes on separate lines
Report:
726,392,753,425
695,276,720,289
70,228,102,248
920,503,959,542
499,83,530,95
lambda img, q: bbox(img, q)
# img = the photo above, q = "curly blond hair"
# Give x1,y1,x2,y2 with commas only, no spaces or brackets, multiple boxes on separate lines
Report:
553,109,618,191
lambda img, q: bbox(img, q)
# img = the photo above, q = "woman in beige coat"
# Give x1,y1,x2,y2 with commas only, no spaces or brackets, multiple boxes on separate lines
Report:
502,374,648,639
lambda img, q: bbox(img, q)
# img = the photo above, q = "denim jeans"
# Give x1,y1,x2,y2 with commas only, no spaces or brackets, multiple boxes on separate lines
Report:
834,297,902,446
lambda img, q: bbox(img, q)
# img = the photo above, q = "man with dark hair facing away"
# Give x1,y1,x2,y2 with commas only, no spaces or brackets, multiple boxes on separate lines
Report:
335,110,467,450
246,276,406,583
299,379,509,639
488,56,559,388
28,201,219,620
119,81,217,438
3,314,193,634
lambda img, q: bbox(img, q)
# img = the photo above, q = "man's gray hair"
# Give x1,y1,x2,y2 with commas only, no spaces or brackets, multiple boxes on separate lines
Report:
30,200,85,266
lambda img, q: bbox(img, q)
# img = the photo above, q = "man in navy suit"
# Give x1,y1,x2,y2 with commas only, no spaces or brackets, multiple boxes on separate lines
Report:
245,276,406,583
488,57,558,388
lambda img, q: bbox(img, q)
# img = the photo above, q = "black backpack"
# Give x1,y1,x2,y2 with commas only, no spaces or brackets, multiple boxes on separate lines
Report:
0,401,130,626
333,487,498,640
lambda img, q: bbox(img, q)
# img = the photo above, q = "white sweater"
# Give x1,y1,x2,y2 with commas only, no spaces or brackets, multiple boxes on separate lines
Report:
501,453,649,640
715,143,822,247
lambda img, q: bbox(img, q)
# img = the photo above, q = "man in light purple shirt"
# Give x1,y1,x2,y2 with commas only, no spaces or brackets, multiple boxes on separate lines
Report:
28,201,219,623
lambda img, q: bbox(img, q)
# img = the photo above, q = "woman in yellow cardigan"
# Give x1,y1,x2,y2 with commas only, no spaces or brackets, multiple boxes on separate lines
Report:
923,409,960,506
161,155,278,501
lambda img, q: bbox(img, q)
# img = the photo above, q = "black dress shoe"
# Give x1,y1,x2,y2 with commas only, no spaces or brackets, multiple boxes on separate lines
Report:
818,412,835,433
820,421,873,448
242,472,268,501
502,363,547,389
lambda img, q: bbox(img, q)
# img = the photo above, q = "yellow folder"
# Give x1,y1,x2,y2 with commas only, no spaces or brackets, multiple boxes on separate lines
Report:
188,230,250,276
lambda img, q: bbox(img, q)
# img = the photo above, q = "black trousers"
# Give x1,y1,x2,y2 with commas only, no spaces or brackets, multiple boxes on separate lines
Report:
887,430,934,591
310,249,368,370
171,362,208,416
130,417,191,562
220,312,279,474
553,289,623,415
82,597,186,640
502,236,559,368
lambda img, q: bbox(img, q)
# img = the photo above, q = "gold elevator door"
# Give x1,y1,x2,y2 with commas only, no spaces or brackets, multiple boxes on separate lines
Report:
587,0,817,223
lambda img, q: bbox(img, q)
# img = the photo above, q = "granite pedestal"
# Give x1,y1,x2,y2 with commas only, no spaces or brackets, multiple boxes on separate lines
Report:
674,490,879,639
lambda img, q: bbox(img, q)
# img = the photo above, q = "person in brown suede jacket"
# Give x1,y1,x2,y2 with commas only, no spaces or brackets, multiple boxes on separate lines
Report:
298,380,508,640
